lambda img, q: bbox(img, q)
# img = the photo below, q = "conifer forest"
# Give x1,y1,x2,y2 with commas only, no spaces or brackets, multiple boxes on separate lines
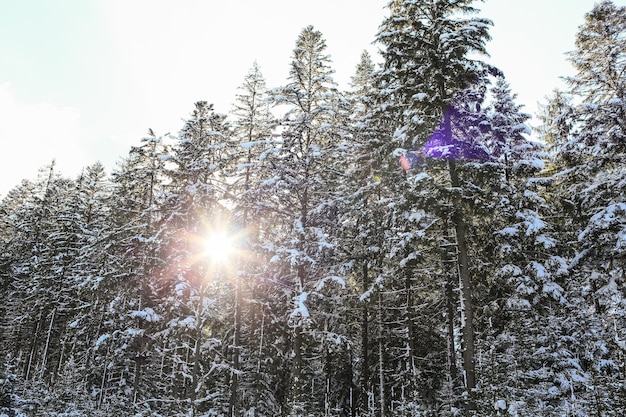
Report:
2,1,626,416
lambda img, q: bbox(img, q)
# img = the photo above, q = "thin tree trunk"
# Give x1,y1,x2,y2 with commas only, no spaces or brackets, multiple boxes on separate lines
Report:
132,356,143,404
25,309,43,381
443,224,461,404
324,319,331,417
377,291,386,417
97,346,109,410
40,307,56,380
448,159,477,414
292,193,308,410
360,261,370,416
191,289,204,416
446,274,459,384
229,273,242,417
404,271,416,376
254,308,265,410
54,331,68,386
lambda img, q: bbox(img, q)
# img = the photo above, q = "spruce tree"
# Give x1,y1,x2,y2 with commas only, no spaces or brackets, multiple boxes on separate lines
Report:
227,62,277,417
264,25,348,416
541,1,626,413
375,1,495,413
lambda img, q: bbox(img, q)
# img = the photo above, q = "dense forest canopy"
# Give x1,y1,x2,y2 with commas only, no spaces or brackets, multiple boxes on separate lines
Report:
1,1,625,416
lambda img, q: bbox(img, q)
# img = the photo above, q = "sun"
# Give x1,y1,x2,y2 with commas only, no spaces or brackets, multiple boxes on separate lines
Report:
203,231,235,263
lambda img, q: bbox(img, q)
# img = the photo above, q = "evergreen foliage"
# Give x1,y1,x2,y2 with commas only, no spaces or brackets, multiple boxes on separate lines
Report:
1,1,626,416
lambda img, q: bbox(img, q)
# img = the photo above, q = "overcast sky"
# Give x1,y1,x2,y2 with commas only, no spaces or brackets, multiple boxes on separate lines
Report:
1,0,624,197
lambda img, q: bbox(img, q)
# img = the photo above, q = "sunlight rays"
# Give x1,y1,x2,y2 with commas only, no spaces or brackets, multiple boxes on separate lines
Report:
202,231,235,264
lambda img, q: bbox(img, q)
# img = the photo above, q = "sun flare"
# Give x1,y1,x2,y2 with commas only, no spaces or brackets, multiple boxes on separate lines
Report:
203,232,235,263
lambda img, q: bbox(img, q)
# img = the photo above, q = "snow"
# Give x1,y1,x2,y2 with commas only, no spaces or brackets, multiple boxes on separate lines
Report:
523,189,546,204
399,251,420,268
392,147,406,157
535,234,556,249
125,328,144,337
579,202,626,242
406,209,426,222
290,292,310,323
542,281,566,303
360,286,375,302
513,123,532,135
237,163,254,171
175,282,187,296
588,202,626,229
499,264,522,277
516,209,546,235
240,141,262,149
506,297,531,310
409,172,430,183
130,307,162,322
514,158,545,170
618,227,626,249
498,226,518,237
261,178,277,187
169,316,196,330
315,275,346,291
494,399,507,410
94,334,110,350
529,261,547,279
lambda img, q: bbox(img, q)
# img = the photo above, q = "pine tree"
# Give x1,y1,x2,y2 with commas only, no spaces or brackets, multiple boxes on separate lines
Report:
264,25,349,416
89,132,170,411
542,1,626,413
226,62,277,417
152,102,234,414
375,1,495,413
340,49,388,417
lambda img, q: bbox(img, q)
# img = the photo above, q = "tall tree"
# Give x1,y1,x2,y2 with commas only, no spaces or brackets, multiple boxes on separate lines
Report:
227,62,276,417
155,102,234,415
375,1,494,413
264,25,349,416
541,1,626,413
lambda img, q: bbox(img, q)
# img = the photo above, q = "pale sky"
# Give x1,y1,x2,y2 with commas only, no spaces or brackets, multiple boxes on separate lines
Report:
0,0,623,197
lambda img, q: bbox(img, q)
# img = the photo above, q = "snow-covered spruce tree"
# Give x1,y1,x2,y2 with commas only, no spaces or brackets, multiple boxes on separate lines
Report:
538,1,626,413
0,163,75,385
350,52,454,417
374,0,495,413
0,161,117,412
147,101,235,415
262,25,350,416
536,89,574,153
83,131,171,413
224,62,281,417
0,178,40,369
487,76,537,182
48,162,111,380
470,99,578,414
337,49,393,417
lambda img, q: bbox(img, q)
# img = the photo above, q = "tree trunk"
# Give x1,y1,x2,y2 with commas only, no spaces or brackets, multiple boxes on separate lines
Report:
40,307,56,380
132,355,143,404
448,159,476,414
191,290,204,416
377,291,386,417
405,271,416,377
360,261,370,416
292,192,308,411
97,346,109,410
25,309,43,381
446,274,459,384
229,273,242,417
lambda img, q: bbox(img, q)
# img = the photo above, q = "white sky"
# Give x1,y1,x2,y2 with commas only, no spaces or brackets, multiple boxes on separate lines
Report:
1,0,624,197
